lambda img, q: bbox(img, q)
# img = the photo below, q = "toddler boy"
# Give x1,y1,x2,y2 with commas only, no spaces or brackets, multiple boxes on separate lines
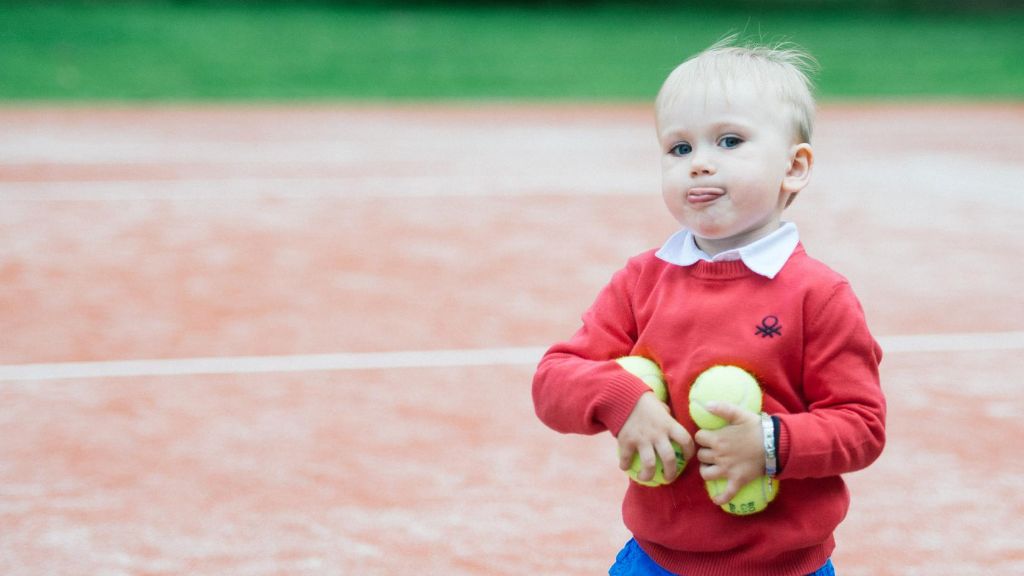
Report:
532,39,886,576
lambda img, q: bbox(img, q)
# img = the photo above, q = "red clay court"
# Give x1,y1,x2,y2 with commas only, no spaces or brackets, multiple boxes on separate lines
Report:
1,103,1022,575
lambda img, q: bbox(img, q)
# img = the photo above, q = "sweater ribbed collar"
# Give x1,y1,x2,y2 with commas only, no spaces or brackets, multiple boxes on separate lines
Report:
655,222,799,279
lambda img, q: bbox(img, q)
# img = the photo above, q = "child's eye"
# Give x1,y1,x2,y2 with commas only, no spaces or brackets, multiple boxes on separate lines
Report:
719,135,743,149
669,142,692,156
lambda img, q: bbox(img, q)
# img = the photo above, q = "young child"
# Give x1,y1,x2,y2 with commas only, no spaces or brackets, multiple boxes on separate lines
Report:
532,39,886,576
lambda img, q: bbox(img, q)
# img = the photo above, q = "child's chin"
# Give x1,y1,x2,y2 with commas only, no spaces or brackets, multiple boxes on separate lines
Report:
691,228,733,242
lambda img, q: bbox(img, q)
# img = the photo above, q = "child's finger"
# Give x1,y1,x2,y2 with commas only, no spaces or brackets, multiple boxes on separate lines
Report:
654,437,680,481
696,446,716,466
634,444,657,482
699,463,726,482
693,428,716,449
618,445,636,471
668,422,696,463
702,401,756,427
711,478,743,506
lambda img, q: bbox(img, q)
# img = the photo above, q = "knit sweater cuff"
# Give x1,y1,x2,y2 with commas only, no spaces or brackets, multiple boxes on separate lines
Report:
597,372,652,436
776,416,792,475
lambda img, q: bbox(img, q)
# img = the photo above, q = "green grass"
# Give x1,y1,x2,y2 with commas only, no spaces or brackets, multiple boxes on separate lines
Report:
1,2,1023,101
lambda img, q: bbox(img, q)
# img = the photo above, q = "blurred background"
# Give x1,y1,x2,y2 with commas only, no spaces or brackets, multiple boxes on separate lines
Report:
2,0,1023,102
2,2,1023,575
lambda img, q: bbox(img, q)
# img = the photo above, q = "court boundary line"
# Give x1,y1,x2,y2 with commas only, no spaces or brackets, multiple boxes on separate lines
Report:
1,331,1022,382
0,179,656,201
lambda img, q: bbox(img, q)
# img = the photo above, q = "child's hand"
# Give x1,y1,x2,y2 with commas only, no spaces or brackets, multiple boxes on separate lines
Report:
694,402,765,505
617,392,695,483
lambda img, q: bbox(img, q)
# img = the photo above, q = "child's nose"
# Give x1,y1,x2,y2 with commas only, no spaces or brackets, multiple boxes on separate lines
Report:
690,156,716,177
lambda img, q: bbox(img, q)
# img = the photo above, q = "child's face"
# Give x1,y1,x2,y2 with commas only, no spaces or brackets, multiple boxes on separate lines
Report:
656,80,811,256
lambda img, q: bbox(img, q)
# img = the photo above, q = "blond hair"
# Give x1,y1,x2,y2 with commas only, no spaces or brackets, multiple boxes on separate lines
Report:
655,37,818,143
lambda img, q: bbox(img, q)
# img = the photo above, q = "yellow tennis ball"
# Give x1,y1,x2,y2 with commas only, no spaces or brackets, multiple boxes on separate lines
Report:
705,475,780,515
688,365,762,430
615,356,667,402
626,441,687,487
615,356,686,486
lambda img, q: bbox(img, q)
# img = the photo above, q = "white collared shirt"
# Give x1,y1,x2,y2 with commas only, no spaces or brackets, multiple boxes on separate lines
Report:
655,222,799,279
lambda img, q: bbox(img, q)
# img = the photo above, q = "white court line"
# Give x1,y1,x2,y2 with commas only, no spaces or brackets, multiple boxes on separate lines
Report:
879,331,1024,353
0,347,549,382
0,177,653,200
0,331,1022,382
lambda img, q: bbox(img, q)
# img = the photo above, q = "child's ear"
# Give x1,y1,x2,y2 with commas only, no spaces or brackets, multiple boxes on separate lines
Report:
782,143,813,204
782,142,815,191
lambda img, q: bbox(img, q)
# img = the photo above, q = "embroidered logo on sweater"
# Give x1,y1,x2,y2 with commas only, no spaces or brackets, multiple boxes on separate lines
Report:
755,315,782,338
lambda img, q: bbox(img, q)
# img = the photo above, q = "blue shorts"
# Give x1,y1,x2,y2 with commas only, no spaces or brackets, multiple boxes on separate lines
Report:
609,538,836,576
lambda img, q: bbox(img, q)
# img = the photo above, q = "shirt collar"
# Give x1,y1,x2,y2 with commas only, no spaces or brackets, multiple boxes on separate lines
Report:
655,222,799,279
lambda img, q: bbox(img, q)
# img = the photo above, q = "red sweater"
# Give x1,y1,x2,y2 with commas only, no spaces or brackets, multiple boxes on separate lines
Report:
532,245,886,576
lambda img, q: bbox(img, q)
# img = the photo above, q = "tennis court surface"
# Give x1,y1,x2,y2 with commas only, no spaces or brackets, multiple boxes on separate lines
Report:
1,103,1022,575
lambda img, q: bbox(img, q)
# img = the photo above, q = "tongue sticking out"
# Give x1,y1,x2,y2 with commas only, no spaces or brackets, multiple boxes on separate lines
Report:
688,188,725,205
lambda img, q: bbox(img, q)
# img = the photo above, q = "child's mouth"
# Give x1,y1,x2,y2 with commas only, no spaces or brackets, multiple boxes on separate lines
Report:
687,188,725,205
